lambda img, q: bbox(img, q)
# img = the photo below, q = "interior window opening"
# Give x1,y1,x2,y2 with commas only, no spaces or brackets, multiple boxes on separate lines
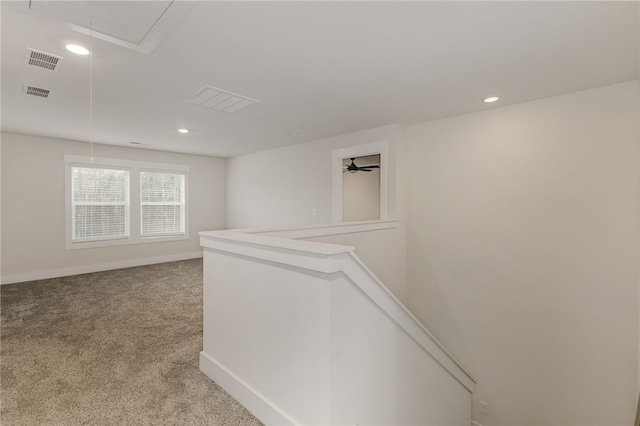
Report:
342,154,381,222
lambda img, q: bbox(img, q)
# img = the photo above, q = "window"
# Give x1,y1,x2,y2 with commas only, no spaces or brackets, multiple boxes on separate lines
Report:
140,171,185,237
65,156,188,249
71,166,130,242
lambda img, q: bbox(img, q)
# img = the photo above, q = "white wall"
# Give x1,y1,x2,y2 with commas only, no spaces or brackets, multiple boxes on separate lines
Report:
226,124,409,302
226,124,404,228
200,230,473,425
406,81,639,425
305,228,407,304
1,133,226,282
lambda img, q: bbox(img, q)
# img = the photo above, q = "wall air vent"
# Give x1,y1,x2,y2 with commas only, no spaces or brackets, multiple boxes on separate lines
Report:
24,84,51,98
186,85,259,113
26,48,63,71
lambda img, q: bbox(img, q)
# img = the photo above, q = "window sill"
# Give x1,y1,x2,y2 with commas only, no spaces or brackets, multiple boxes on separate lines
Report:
66,234,189,250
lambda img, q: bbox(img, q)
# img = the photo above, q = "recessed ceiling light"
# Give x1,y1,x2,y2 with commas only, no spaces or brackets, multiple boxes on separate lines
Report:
178,128,189,134
483,96,499,103
66,44,89,55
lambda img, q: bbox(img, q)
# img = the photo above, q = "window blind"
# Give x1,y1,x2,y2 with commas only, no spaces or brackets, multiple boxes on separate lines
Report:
71,166,130,242
140,171,185,237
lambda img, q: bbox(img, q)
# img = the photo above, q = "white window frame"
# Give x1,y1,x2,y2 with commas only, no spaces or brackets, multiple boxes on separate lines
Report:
65,155,189,250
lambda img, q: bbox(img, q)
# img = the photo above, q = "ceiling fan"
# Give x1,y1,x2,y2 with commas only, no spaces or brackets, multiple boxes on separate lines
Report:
344,158,380,173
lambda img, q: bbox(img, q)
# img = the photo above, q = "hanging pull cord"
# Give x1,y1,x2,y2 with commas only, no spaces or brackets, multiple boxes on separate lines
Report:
89,23,94,161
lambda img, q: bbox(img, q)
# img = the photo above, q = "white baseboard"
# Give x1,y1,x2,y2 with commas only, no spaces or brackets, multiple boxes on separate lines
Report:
199,351,297,426
1,251,203,285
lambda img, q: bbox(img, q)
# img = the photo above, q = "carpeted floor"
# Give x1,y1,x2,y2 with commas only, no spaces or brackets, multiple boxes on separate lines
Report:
0,259,263,426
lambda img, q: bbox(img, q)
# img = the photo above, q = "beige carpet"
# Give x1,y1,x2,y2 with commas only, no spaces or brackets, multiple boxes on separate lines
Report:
1,259,263,426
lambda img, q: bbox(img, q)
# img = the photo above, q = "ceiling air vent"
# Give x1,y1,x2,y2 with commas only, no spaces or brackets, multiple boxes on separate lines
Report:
26,48,63,71
186,85,259,113
24,84,51,98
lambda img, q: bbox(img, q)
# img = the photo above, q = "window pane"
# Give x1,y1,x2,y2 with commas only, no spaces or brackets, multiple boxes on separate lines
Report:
141,172,183,202
142,205,183,236
73,167,128,203
74,205,127,241
141,171,185,237
71,166,129,242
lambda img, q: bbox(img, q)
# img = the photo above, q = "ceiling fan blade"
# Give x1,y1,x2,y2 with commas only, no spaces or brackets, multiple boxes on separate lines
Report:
344,158,379,172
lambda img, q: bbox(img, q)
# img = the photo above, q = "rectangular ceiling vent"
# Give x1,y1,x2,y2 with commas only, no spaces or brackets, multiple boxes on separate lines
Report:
24,84,51,98
186,85,259,113
26,48,63,71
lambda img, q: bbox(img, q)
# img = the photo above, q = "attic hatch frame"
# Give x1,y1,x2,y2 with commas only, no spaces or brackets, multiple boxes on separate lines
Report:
332,141,389,223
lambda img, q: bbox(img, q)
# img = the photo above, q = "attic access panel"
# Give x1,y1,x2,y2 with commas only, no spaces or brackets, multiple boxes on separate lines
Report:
6,1,195,54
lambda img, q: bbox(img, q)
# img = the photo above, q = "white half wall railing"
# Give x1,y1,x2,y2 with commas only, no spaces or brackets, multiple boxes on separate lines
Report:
200,223,476,425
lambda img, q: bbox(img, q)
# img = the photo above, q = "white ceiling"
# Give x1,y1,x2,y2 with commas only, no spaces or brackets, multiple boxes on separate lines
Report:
2,1,638,158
